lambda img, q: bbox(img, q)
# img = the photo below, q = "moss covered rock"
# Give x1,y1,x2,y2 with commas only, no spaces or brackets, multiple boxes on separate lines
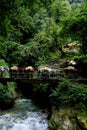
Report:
77,112,87,130
48,107,81,130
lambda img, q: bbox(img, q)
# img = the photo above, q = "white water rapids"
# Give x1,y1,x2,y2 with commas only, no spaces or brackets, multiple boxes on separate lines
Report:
0,99,49,130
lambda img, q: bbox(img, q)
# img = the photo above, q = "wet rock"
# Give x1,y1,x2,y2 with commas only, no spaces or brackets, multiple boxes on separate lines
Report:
1,126,6,130
7,125,13,130
48,107,81,130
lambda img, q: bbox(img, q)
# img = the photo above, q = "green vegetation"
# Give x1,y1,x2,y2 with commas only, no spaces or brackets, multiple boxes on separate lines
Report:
0,83,12,103
73,55,87,71
0,59,16,108
0,59,8,66
0,82,15,110
0,0,72,66
0,0,87,110
62,1,87,54
74,54,87,64
0,0,86,66
50,79,87,108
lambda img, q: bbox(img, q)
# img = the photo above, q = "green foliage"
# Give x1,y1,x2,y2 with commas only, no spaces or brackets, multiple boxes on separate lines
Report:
0,0,16,36
49,0,71,23
0,83,12,103
62,1,87,53
0,38,7,59
0,59,8,66
73,54,87,64
0,0,86,67
73,54,87,71
50,79,87,107
7,82,17,95
0,59,10,77
68,0,85,10
69,0,85,4
3,41,21,66
47,50,62,61
0,82,16,107
19,41,39,66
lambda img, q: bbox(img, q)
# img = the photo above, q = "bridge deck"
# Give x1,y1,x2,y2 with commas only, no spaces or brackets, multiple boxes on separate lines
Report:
0,70,63,84
0,77,60,85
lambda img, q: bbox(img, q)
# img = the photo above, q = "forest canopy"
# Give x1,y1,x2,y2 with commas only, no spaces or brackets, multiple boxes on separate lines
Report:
0,0,87,66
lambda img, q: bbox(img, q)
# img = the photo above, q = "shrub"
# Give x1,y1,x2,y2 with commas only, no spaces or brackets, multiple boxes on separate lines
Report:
73,55,87,71
50,79,87,108
0,83,11,102
0,83,16,105
73,54,87,64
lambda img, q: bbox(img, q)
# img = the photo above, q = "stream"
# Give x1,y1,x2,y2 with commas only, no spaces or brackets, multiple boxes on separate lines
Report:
0,99,49,130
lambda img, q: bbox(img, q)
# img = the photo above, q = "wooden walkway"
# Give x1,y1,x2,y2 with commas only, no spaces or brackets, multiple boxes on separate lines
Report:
0,71,62,84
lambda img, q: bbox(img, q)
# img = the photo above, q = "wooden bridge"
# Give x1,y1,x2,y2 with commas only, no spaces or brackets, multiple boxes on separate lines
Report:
0,70,63,85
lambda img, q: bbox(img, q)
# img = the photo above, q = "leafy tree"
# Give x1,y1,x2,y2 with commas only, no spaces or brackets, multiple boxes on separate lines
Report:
50,79,87,107
62,1,87,53
0,0,16,36
0,0,75,66
3,41,21,66
10,7,34,44
19,41,39,66
49,0,71,23
0,0,15,17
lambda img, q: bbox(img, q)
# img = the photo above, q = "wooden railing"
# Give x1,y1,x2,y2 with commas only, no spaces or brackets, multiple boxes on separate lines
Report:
9,71,61,80
0,70,64,80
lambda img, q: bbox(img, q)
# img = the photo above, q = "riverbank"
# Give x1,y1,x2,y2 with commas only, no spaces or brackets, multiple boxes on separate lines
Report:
48,106,87,130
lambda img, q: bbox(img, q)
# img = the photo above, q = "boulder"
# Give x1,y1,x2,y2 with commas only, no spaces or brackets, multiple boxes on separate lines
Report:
77,113,87,129
48,108,80,130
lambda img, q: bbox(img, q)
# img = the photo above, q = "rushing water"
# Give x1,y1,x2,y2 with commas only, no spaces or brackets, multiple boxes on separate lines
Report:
0,99,49,130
